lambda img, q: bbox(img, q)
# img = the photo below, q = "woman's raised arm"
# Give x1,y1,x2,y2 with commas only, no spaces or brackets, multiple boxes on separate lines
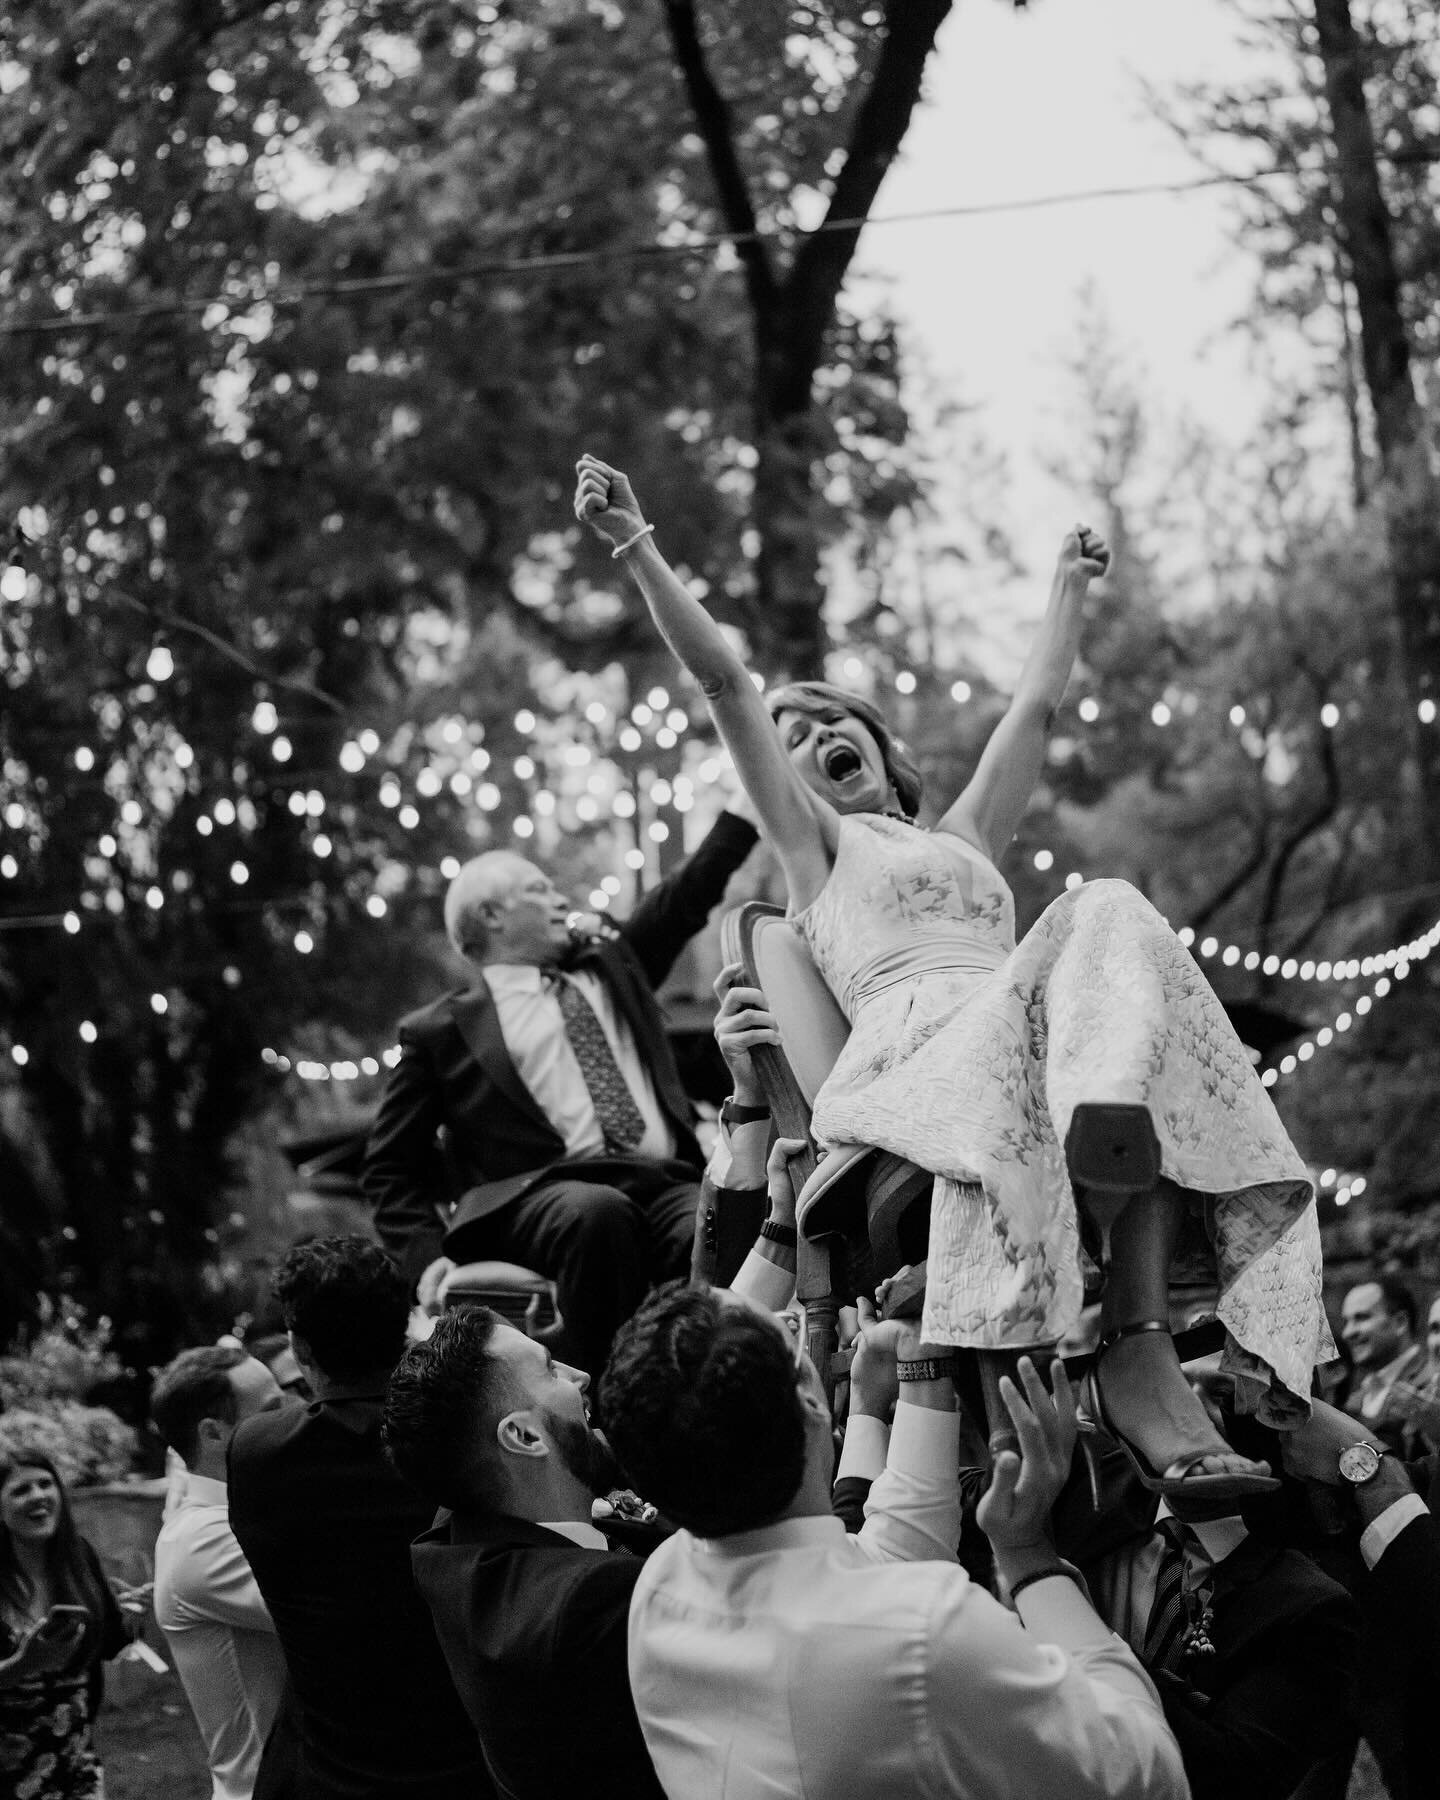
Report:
574,455,836,903
937,525,1108,861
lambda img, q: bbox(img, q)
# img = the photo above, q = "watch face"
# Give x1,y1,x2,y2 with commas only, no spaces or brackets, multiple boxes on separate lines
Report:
1339,1442,1381,1485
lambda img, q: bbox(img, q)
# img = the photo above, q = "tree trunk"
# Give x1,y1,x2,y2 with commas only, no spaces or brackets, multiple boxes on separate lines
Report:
663,0,953,679
1311,0,1440,869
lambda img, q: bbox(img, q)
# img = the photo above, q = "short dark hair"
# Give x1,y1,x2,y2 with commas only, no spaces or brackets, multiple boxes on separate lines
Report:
766,681,924,818
382,1308,512,1509
600,1283,807,1537
273,1236,411,1383
1364,1274,1418,1335
150,1345,248,1464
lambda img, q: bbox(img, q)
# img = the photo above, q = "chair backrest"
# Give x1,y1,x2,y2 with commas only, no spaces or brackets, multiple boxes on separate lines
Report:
721,903,851,1107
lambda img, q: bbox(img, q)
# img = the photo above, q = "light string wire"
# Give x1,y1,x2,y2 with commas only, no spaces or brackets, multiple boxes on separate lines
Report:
4,150,1440,340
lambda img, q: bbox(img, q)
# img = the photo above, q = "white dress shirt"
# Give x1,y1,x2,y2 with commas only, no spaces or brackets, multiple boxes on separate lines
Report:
482,963,675,1161
628,1404,1187,1800
154,1473,288,1800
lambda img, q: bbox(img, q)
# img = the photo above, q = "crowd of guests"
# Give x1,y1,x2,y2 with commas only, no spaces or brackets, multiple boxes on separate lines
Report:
5,1231,1440,1800
2,827,1438,1799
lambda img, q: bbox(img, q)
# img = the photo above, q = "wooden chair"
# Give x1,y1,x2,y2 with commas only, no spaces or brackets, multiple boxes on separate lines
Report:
440,1260,558,1334
719,902,931,1381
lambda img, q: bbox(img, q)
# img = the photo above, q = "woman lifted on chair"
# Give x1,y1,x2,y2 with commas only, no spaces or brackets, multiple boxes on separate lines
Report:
575,453,1332,1500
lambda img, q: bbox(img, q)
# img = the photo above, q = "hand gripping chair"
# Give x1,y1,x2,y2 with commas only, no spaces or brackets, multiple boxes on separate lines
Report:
719,902,931,1386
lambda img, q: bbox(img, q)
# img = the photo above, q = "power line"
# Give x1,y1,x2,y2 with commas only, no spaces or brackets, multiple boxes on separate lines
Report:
7,156,1437,340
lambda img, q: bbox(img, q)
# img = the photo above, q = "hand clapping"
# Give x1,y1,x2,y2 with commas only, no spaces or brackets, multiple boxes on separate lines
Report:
976,1357,1078,1553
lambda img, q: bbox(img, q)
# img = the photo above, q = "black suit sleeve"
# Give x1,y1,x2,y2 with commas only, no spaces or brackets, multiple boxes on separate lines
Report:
1354,1510,1440,1800
1152,1586,1358,1800
361,1026,449,1284
621,811,757,989
689,1172,768,1287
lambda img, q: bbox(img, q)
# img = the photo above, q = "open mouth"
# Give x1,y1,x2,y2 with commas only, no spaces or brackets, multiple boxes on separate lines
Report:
821,742,863,782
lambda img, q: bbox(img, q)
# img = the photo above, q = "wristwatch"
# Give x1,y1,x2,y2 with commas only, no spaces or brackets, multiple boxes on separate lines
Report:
897,1356,961,1384
719,1099,771,1128
1338,1441,1385,1485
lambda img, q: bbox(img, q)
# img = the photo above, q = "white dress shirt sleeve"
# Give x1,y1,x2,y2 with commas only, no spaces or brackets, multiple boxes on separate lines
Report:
855,1401,962,1565
171,1515,277,1632
1360,1492,1430,1568
835,1414,890,1484
925,1582,1188,1800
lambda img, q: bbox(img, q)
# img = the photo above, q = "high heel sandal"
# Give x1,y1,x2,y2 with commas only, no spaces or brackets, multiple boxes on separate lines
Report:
1079,1320,1280,1502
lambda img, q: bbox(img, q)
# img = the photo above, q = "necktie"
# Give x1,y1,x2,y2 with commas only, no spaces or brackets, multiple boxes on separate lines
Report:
1142,1517,1204,1674
555,976,647,1153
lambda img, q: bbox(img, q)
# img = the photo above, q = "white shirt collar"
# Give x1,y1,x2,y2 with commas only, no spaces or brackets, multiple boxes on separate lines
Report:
1156,1498,1247,1565
480,963,548,998
178,1472,229,1508
539,1519,611,1551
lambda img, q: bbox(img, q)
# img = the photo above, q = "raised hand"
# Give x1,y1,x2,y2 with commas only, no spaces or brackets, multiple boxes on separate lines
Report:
713,963,780,1107
573,453,647,550
764,1135,809,1229
976,1357,1078,1553
1057,523,1110,585
847,1295,921,1423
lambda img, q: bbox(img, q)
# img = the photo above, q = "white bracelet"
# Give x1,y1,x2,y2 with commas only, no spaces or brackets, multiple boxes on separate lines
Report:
611,522,655,559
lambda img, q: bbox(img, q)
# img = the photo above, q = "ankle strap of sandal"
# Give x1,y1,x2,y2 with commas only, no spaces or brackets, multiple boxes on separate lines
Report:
1098,1319,1173,1353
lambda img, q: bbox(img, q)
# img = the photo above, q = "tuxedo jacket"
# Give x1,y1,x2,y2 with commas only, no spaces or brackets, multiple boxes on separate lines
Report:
410,1510,666,1800
228,1396,493,1800
1347,1451,1440,1800
1061,1454,1358,1800
362,812,757,1279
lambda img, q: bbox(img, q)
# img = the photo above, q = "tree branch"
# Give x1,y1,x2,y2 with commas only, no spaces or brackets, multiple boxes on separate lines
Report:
661,0,778,320
1188,814,1272,932
776,0,952,406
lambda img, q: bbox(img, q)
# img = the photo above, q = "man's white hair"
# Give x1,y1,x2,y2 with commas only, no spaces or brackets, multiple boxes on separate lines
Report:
443,852,533,959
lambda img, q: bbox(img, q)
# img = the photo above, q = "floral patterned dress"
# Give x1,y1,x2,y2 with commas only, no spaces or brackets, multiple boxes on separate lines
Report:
0,1547,124,1800
0,1634,102,1800
793,815,1333,1421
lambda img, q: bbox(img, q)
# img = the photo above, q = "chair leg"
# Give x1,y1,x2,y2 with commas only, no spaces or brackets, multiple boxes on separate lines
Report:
975,1348,1056,1460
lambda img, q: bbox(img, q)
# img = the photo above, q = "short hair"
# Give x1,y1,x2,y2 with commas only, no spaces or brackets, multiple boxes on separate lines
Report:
382,1308,512,1509
600,1283,807,1537
443,852,530,959
272,1236,412,1383
150,1345,248,1464
766,680,924,818
1356,1274,1418,1335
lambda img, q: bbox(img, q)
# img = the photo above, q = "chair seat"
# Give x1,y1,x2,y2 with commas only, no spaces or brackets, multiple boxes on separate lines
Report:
441,1262,558,1334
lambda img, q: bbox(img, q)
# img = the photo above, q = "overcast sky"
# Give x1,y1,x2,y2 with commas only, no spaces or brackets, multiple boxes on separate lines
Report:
873,0,1281,574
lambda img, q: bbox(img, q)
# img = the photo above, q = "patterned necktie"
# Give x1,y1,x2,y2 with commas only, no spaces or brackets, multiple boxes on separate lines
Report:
555,976,647,1153
1142,1517,1197,1674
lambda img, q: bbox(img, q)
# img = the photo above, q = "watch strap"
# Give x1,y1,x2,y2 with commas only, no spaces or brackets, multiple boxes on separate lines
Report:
720,1099,772,1127
760,1219,798,1248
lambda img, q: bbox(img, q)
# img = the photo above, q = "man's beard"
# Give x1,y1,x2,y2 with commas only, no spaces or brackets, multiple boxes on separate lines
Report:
549,1410,625,1496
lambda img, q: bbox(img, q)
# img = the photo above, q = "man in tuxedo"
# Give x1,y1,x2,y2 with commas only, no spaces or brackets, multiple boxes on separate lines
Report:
362,810,756,1373
382,1305,666,1800
228,1238,493,1800
1339,1276,1429,1455
1077,1474,1359,1800
1276,1397,1440,1800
